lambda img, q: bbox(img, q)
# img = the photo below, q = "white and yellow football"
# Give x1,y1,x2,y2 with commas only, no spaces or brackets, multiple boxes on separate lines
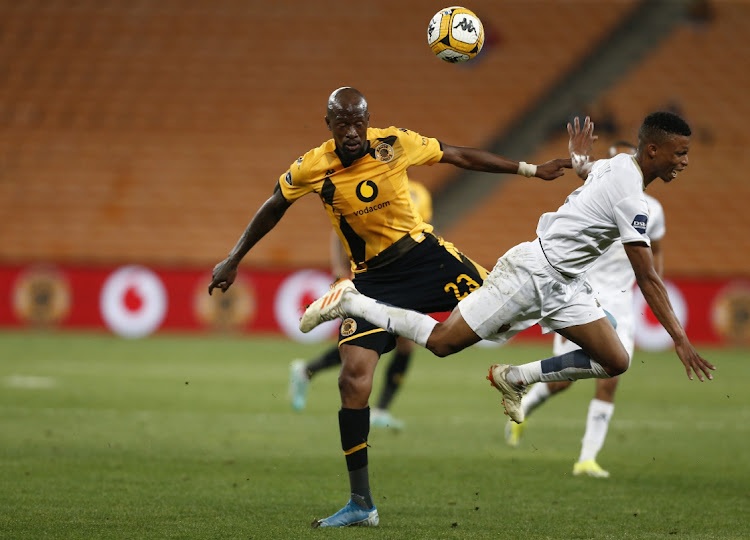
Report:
427,6,484,63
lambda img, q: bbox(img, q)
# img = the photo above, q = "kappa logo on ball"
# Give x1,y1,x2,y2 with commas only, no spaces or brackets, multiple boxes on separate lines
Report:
340,318,357,337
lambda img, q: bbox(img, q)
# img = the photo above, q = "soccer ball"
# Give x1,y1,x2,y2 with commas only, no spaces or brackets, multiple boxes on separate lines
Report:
427,6,484,63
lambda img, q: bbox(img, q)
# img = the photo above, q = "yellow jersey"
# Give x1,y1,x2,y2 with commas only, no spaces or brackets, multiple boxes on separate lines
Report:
279,127,443,273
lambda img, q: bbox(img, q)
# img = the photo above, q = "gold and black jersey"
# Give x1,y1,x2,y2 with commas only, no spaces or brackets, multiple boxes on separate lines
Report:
279,127,443,273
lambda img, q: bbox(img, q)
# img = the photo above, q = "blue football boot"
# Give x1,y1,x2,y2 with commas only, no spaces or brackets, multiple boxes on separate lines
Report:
311,499,379,528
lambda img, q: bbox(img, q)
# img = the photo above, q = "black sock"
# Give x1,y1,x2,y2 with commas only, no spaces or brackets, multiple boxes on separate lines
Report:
338,407,373,509
306,346,342,379
376,350,411,410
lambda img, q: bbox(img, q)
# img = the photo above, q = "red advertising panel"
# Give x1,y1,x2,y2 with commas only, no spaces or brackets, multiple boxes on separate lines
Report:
1,264,749,348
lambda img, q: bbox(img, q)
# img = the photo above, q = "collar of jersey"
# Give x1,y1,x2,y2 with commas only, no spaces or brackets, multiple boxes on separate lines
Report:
630,156,646,191
335,141,372,168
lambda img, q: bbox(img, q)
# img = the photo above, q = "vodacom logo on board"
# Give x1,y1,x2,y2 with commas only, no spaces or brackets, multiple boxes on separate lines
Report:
633,280,688,352
100,265,167,338
274,269,340,343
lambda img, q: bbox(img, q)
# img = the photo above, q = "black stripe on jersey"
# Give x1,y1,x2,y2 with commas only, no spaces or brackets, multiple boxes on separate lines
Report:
340,216,366,264
321,177,336,206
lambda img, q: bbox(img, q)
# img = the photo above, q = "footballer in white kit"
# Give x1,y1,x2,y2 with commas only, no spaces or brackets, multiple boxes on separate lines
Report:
458,152,655,348
300,112,714,429
552,192,665,359
507,140,668,477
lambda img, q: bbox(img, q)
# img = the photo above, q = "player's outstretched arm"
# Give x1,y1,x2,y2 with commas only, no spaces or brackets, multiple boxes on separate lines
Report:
208,185,292,295
624,243,716,381
568,116,598,180
439,144,571,181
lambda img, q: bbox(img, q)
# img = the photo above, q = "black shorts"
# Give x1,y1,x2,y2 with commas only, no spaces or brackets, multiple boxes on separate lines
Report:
339,233,488,355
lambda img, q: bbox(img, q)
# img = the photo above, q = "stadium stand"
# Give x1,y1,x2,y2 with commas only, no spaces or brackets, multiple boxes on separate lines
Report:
0,0,637,269
446,1,750,276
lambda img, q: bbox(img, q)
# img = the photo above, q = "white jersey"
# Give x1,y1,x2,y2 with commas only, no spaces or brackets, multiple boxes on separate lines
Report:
552,191,665,358
536,154,651,277
587,192,665,300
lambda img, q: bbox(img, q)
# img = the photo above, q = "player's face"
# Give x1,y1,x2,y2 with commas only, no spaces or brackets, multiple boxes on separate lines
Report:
327,108,370,161
654,135,690,183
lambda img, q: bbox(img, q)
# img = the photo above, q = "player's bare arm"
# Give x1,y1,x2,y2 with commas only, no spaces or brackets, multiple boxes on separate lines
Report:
208,185,292,295
624,242,715,381
650,238,664,277
568,116,599,179
439,143,571,180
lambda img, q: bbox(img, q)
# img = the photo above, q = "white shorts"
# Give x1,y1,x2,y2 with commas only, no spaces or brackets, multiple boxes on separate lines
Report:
458,240,606,345
553,288,635,358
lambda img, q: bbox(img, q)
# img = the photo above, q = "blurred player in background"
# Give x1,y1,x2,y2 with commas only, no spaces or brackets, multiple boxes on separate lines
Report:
505,141,666,479
209,87,570,528
289,182,434,431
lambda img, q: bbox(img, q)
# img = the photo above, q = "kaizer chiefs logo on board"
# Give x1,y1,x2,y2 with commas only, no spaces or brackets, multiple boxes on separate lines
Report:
374,142,394,163
712,282,750,344
195,275,256,331
356,180,378,202
13,267,71,326
341,318,357,337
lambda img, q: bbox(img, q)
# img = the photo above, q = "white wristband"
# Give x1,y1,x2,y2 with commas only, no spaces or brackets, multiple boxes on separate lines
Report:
517,161,537,178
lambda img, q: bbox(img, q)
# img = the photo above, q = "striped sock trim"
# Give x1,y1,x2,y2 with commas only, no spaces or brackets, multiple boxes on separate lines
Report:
344,442,368,456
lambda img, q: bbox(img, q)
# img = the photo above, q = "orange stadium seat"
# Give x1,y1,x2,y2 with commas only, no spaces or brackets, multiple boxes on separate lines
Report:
1,0,654,271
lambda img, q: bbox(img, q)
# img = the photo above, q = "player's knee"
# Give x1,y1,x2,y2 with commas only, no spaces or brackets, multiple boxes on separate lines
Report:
605,354,629,377
425,337,460,358
424,323,465,357
337,370,372,401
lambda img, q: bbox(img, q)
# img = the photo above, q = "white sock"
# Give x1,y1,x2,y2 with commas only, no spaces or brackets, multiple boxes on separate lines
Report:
521,382,551,417
578,398,614,463
342,293,438,347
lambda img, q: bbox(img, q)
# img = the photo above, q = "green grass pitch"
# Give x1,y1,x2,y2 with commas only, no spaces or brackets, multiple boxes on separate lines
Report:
0,331,748,539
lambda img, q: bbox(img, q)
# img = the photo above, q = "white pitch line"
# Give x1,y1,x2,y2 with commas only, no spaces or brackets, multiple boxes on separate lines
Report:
3,375,57,389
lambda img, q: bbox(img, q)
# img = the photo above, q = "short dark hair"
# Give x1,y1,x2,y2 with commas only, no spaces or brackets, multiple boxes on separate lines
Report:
638,111,692,144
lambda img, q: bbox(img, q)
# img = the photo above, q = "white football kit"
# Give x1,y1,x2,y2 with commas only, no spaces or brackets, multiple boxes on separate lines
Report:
459,154,654,344
553,192,665,358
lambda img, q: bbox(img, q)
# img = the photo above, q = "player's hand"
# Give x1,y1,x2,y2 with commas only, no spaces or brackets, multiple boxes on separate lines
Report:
534,158,572,181
675,340,716,381
567,116,598,166
208,258,238,295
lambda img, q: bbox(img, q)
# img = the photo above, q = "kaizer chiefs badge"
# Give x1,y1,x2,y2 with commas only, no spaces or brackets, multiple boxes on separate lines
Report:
195,276,256,331
374,142,394,163
712,282,750,344
12,267,71,326
340,317,357,337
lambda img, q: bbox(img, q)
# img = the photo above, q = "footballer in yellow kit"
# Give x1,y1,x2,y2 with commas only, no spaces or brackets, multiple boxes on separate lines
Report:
208,87,570,528
279,126,487,353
